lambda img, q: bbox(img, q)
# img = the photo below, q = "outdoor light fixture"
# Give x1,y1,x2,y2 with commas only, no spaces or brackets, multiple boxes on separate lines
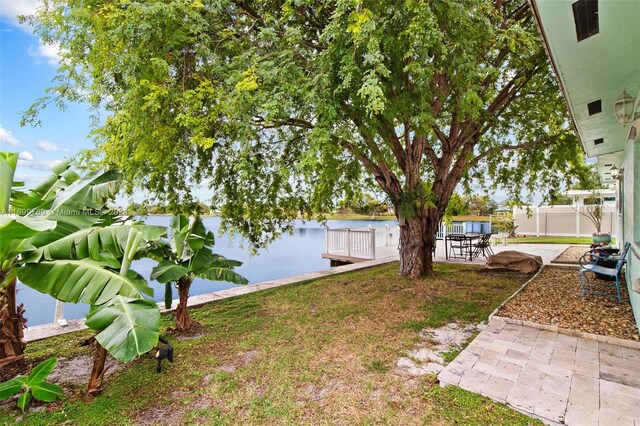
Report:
610,165,623,180
155,336,174,373
613,90,636,125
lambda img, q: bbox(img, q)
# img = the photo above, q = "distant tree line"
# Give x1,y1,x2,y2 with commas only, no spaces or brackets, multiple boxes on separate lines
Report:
126,202,214,216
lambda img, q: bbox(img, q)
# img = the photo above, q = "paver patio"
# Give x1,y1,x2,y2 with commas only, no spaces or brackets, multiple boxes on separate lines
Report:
439,318,640,425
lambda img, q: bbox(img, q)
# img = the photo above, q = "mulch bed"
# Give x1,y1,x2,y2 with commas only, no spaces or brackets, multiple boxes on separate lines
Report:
496,266,639,341
551,245,591,265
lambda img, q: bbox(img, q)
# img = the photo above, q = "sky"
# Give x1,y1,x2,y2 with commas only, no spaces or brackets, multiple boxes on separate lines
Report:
0,1,97,189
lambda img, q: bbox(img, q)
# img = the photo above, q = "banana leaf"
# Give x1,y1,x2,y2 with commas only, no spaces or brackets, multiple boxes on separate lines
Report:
15,259,153,305
23,224,166,263
86,296,160,362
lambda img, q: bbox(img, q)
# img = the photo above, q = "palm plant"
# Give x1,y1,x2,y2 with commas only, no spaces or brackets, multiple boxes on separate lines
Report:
151,215,248,331
1,151,167,395
0,152,118,364
17,222,167,395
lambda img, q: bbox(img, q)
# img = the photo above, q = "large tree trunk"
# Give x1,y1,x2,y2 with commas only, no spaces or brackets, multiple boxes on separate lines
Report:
398,211,442,278
87,341,108,397
175,277,197,332
0,276,27,362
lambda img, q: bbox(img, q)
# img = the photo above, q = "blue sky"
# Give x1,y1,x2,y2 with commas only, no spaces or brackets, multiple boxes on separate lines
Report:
0,1,97,189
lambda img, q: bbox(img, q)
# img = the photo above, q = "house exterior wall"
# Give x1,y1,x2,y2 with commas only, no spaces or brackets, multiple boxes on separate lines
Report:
622,142,640,327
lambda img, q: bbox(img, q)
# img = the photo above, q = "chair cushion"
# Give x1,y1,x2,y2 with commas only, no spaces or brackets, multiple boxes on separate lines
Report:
486,251,543,273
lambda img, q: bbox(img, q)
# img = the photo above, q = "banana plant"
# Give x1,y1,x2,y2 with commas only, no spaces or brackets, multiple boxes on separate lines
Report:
0,357,63,411
16,224,167,396
0,152,119,363
150,215,248,331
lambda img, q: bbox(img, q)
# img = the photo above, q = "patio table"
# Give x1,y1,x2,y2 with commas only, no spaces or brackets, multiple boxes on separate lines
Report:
445,233,482,261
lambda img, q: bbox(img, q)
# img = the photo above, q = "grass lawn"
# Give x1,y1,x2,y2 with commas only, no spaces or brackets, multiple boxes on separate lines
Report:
515,235,613,245
0,263,541,425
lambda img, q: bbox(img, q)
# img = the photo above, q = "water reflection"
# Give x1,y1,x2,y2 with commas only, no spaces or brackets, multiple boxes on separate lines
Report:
18,218,397,326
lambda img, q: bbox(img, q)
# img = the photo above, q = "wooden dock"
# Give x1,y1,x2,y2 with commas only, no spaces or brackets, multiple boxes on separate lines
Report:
321,244,399,265
322,226,400,265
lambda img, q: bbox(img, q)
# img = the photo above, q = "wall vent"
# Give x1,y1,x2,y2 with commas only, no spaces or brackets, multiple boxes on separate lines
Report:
587,100,602,115
572,0,599,42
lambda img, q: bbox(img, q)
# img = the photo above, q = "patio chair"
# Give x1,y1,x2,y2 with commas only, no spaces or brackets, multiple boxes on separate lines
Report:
472,233,494,259
578,242,631,304
508,225,519,244
448,234,470,260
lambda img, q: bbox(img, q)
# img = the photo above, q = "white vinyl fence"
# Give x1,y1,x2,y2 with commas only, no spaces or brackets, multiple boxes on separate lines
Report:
513,205,617,237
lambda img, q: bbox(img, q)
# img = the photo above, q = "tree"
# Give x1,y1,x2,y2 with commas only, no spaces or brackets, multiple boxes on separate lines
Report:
445,194,470,217
351,193,388,216
0,152,119,364
573,192,605,235
17,223,167,395
25,0,587,277
150,215,247,331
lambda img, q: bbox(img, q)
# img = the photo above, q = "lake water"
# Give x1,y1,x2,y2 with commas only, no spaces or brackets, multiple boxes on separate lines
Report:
18,217,398,326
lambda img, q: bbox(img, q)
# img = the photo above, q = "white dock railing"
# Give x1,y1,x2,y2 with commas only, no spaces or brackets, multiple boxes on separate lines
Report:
436,223,465,239
325,227,377,259
325,223,466,260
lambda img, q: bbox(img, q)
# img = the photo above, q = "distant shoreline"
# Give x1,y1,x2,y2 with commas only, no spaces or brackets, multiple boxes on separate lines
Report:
136,213,398,221
135,213,491,222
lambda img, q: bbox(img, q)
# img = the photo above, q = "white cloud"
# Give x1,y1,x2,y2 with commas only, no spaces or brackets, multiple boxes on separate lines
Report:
28,40,61,65
19,151,33,161
36,139,60,152
17,159,63,171
0,1,63,65
0,125,20,146
14,172,43,189
0,0,41,29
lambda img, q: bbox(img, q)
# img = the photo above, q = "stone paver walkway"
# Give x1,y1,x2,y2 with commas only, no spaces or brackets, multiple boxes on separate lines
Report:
439,318,640,425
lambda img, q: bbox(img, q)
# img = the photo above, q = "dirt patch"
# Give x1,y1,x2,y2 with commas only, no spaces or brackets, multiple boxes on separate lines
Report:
395,322,484,377
551,245,591,264
132,402,186,426
171,323,208,342
134,389,214,425
47,355,125,385
497,266,639,340
214,349,260,374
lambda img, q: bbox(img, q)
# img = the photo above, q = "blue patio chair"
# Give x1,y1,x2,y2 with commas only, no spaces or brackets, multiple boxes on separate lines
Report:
577,242,631,304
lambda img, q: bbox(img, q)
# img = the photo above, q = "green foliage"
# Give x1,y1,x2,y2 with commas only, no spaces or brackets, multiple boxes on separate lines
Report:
86,296,160,362
426,386,542,425
0,357,63,411
340,192,389,216
570,163,603,191
1,152,165,363
491,214,514,233
24,1,587,266
17,224,167,362
575,191,606,234
150,215,247,311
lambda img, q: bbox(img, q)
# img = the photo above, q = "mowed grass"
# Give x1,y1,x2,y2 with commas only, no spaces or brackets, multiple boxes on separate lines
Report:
515,236,614,245
0,262,540,425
